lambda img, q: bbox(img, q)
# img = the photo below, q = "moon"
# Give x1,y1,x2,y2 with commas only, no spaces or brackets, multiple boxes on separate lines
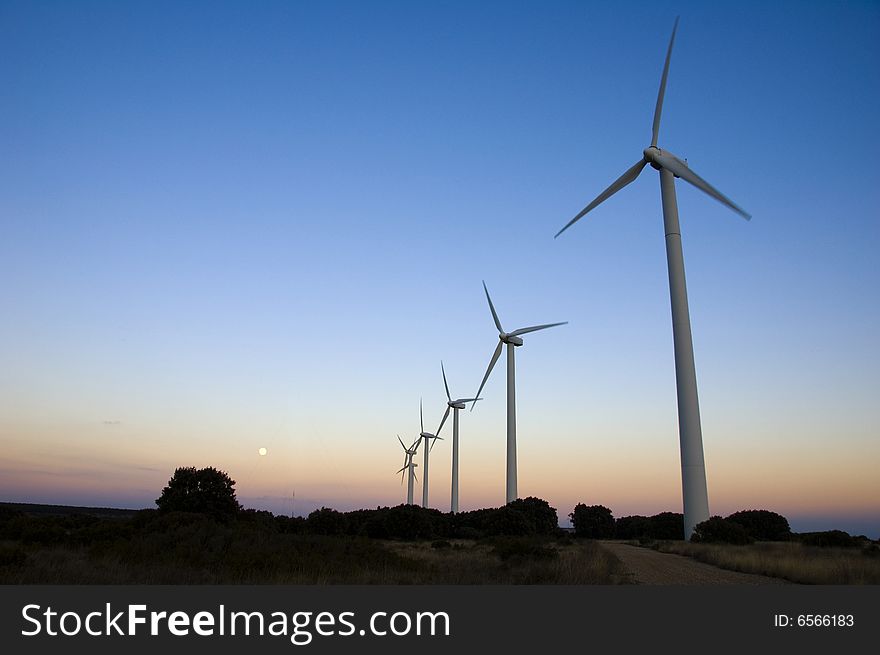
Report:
258,447,267,456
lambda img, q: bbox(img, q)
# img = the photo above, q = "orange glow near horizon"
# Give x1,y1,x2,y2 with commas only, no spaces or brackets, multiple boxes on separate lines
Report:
3,415,877,536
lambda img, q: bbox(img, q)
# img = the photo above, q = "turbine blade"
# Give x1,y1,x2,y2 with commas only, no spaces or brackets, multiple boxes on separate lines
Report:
653,152,751,220
436,406,450,436
441,361,451,401
555,159,648,238
472,341,503,411
454,397,482,403
482,281,503,333
397,466,407,475
652,16,679,147
420,397,424,433
509,321,568,337
397,435,406,451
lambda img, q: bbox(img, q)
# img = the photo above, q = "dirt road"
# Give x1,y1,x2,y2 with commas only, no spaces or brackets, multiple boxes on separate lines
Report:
600,542,790,585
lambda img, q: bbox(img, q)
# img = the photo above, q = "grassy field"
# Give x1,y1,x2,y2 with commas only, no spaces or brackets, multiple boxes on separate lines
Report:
0,507,629,584
651,540,880,585
0,536,628,584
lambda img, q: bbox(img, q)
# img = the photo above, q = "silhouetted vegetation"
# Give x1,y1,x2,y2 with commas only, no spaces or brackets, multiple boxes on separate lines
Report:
613,512,684,541
155,467,242,519
794,530,866,549
691,516,754,545
0,487,632,584
3,488,875,584
725,510,791,541
570,504,614,539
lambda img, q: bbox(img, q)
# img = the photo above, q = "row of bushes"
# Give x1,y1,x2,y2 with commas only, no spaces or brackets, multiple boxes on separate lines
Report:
567,504,873,546
0,497,562,546
295,496,560,540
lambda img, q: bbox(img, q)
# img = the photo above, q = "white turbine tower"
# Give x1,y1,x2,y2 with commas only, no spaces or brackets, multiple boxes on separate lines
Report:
473,281,566,504
554,18,750,539
418,399,444,508
435,362,481,513
396,435,419,506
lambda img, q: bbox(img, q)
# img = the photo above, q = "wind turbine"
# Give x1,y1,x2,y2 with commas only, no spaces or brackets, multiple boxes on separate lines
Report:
473,281,566,504
554,17,750,539
418,399,444,508
396,435,419,505
435,361,481,513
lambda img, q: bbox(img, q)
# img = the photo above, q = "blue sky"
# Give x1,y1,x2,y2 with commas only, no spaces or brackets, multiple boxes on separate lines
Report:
1,0,878,536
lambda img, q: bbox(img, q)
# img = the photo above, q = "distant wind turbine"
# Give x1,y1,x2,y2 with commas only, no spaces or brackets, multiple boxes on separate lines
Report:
554,17,750,538
396,435,419,506
435,361,481,513
418,399,444,508
473,281,566,504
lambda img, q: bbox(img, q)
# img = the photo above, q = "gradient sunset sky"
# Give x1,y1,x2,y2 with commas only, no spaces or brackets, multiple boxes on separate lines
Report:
1,0,878,537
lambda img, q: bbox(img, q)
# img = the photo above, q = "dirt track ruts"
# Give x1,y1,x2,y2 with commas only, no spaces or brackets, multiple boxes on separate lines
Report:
600,542,791,585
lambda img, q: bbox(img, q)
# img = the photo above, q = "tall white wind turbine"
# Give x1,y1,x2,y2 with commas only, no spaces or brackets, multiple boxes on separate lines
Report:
435,362,481,513
554,17,750,539
473,282,566,504
396,435,419,506
418,399,444,508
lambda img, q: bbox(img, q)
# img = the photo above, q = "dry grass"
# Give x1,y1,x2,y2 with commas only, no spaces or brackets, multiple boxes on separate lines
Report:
384,539,630,584
653,541,880,585
0,536,630,585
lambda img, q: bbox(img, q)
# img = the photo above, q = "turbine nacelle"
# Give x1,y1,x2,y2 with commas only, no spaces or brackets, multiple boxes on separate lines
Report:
499,333,524,346
448,400,467,410
644,146,689,175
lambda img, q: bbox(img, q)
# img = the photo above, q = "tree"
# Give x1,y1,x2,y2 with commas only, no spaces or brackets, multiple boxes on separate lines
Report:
725,510,791,541
306,507,348,535
569,504,614,539
155,467,242,519
691,516,753,544
507,497,559,535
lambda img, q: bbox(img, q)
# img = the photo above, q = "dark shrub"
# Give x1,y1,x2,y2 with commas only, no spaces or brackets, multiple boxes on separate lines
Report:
487,506,532,536
691,516,754,544
455,526,483,540
306,508,348,535
431,540,452,550
273,514,306,534
381,505,449,540
507,497,559,535
795,530,861,548
615,515,649,540
569,504,614,539
726,510,791,541
155,467,242,519
647,512,684,540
